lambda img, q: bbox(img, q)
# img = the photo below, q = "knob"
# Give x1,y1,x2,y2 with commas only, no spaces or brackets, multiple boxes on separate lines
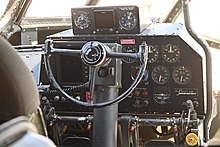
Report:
193,101,199,108
134,99,141,105
61,97,66,101
143,100,149,106
98,67,108,78
134,91,140,97
142,91,148,97
75,96,81,101
128,93,133,98
54,96,60,101
41,96,48,101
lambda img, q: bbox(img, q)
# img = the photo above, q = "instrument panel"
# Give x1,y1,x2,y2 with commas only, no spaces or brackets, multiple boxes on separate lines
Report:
42,32,204,115
119,35,203,115
71,6,140,34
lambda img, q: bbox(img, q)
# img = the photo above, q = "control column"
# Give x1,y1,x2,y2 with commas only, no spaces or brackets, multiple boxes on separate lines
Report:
81,41,122,147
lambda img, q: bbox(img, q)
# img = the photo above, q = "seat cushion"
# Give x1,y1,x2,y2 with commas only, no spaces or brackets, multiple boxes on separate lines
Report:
0,36,39,122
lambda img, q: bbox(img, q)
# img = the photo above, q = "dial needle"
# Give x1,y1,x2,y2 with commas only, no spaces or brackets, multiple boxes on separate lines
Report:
159,75,162,82
180,75,183,82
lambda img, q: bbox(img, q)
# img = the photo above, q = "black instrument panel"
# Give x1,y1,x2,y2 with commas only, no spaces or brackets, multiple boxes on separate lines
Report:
42,34,204,115
119,36,203,115
71,6,140,34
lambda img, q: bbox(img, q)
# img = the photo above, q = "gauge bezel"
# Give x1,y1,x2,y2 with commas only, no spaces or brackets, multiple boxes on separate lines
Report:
151,65,170,84
153,87,171,105
148,45,159,63
119,11,138,31
74,11,91,30
172,66,192,85
162,44,180,63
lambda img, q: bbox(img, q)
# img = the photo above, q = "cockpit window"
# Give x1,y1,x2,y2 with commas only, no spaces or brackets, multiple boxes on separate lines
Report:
23,0,177,25
97,0,177,24
24,0,87,17
176,0,220,40
0,0,9,19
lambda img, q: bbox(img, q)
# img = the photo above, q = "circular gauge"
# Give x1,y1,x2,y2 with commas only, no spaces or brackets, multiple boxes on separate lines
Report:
74,11,90,29
162,44,180,63
173,66,192,85
122,45,137,63
151,66,170,84
148,45,159,63
131,66,149,82
119,11,137,30
153,87,171,104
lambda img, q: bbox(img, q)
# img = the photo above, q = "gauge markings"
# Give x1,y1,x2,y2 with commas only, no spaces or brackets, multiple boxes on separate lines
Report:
173,66,192,85
162,44,180,63
119,11,137,30
151,65,170,84
74,11,90,29
153,87,171,105
148,45,159,63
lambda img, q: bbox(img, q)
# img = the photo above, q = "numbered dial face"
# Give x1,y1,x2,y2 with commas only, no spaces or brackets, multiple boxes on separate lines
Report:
173,66,192,85
153,88,171,105
151,66,170,84
122,45,137,63
148,45,159,63
119,11,137,30
74,11,90,29
162,44,180,63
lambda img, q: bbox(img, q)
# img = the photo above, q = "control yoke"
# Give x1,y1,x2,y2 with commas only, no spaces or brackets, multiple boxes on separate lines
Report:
44,39,148,108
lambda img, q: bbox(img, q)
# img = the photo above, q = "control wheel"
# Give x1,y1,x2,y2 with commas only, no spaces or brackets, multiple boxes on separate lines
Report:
44,39,148,108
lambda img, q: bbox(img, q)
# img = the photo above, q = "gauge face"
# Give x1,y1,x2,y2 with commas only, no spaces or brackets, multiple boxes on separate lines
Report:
151,66,170,84
148,45,159,63
153,87,171,105
119,11,137,30
162,44,180,63
131,66,149,82
74,11,90,29
122,45,137,63
173,66,192,85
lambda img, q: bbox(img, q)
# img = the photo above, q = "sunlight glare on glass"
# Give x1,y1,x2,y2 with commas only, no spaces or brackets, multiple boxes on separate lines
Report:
98,0,177,24
188,0,220,39
25,0,87,17
0,0,9,18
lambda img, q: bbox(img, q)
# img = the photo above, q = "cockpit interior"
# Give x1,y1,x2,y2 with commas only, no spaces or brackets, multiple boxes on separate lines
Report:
0,0,220,146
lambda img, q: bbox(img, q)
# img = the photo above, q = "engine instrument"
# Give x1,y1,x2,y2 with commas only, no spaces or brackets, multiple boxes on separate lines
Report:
148,45,159,63
151,65,170,84
173,66,192,85
162,44,180,63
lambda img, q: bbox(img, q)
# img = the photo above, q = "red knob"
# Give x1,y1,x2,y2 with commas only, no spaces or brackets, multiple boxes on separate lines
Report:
130,125,135,132
142,91,148,97
134,91,140,97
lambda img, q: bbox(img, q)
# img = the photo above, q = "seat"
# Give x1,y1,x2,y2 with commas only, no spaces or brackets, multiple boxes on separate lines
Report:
0,36,55,146
0,36,39,123
0,116,55,147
